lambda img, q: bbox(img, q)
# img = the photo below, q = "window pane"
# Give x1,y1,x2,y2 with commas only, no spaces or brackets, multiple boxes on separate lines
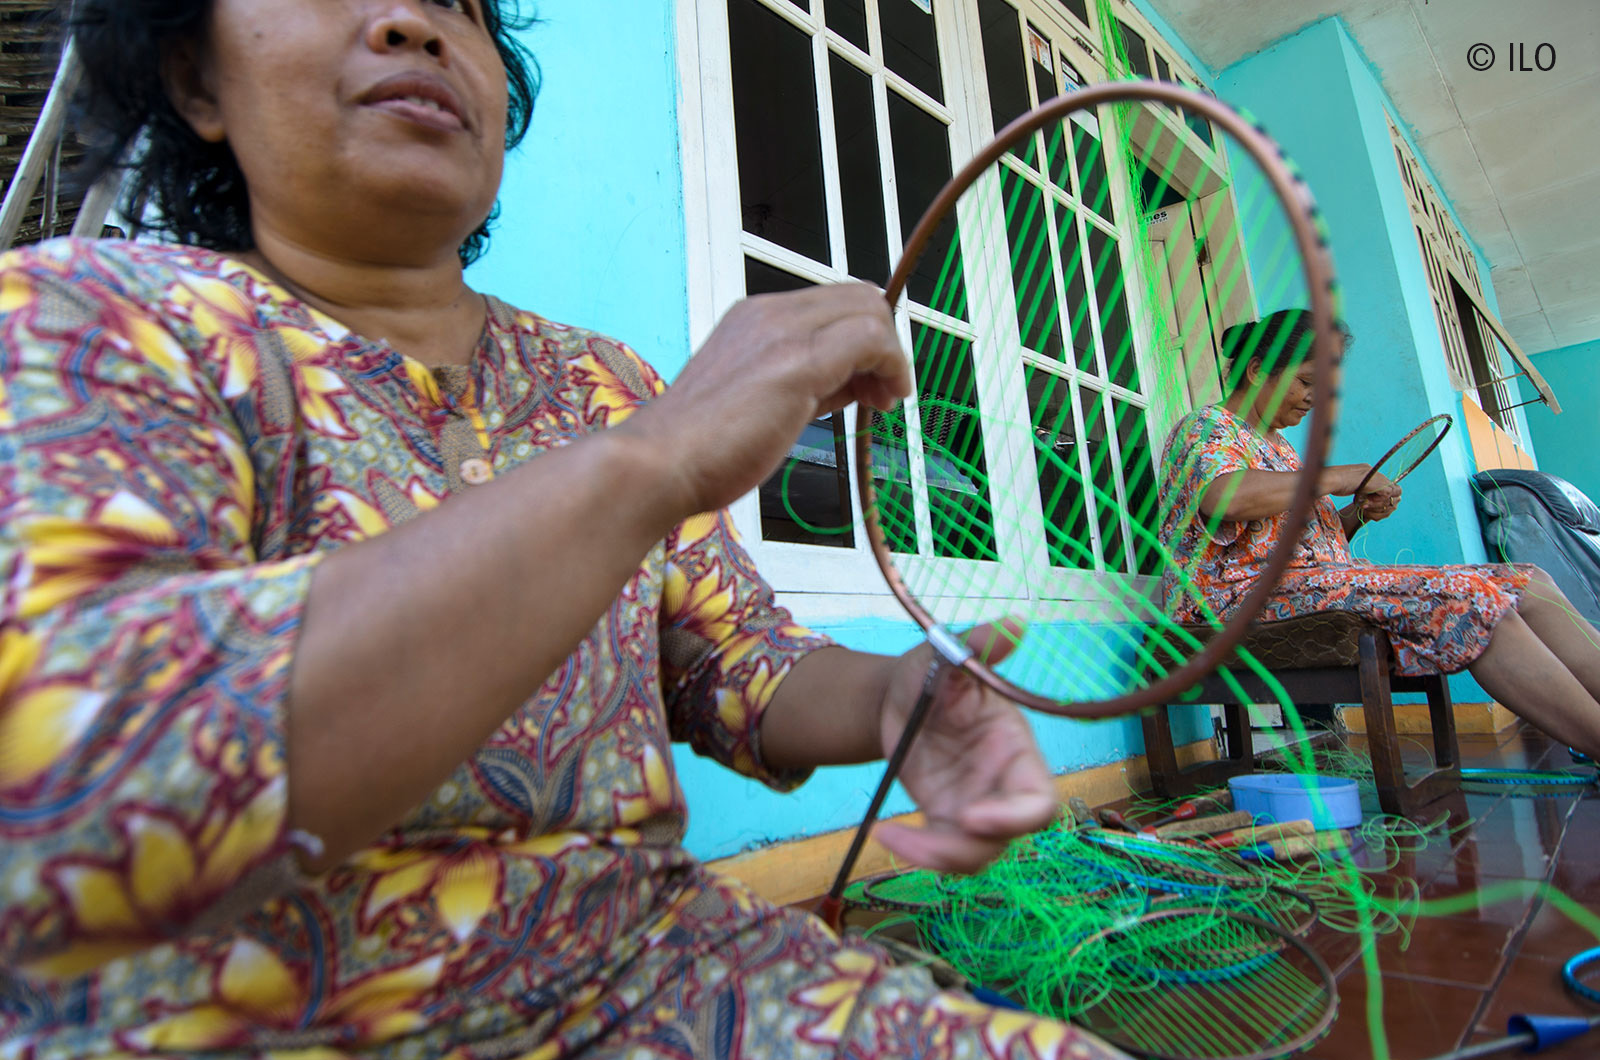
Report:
1078,384,1126,570
1153,51,1171,84
1118,21,1151,78
1138,156,1186,213
1000,165,1064,360
881,0,944,103
1052,0,1089,27
830,53,890,284
1113,400,1158,575
977,0,1030,133
913,324,997,560
746,258,856,548
1025,366,1092,569
826,0,869,51
1086,225,1137,391
888,92,966,317
1072,120,1114,222
730,0,830,262
1056,210,1095,372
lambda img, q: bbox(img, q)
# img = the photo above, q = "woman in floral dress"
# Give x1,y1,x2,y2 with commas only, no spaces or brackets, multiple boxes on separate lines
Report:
0,1,1129,1058
1159,309,1600,757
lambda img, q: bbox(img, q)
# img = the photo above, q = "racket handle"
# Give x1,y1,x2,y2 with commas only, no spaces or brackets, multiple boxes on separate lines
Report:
1068,797,1095,829
1146,792,1233,830
1211,819,1316,847
814,894,845,933
1238,830,1350,861
1097,808,1142,834
1154,810,1254,837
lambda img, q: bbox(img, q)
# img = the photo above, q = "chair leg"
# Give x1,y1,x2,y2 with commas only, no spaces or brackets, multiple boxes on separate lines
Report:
1141,705,1186,799
1361,634,1463,815
1221,702,1250,763
1358,633,1408,815
1426,674,1461,771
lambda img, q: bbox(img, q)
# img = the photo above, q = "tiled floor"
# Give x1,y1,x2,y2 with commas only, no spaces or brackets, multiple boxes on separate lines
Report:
823,724,1600,1058
1138,725,1600,1060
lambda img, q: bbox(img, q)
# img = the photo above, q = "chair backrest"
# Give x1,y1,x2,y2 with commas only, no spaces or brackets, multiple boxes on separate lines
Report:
1473,469,1600,626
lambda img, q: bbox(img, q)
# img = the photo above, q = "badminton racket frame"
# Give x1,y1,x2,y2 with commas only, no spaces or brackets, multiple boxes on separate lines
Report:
1352,413,1453,497
856,80,1342,721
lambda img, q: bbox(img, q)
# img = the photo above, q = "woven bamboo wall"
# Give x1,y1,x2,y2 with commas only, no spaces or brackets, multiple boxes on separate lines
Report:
0,1,86,247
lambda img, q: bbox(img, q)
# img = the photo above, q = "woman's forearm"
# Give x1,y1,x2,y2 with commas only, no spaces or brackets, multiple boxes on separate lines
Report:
285,286,913,868
1199,464,1371,522
757,646,897,771
287,425,690,868
1338,502,1364,538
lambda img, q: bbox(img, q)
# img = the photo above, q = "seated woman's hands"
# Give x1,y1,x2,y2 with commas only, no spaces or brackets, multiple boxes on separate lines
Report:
870,621,1057,873
1355,470,1402,523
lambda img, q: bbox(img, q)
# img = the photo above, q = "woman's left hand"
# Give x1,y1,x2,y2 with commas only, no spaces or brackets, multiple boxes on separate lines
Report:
871,621,1057,873
1357,483,1402,522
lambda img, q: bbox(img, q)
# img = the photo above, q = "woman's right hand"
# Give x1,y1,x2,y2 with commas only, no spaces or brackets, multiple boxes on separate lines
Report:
619,285,913,519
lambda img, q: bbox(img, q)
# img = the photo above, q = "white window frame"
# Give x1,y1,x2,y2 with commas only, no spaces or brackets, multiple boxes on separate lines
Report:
678,0,1242,612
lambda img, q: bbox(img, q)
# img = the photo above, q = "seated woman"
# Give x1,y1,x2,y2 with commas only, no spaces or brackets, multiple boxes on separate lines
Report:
1159,308,1600,759
0,2,1128,1058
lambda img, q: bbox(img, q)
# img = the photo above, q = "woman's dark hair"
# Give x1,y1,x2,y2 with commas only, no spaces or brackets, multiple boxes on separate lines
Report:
69,1,540,267
1221,308,1350,393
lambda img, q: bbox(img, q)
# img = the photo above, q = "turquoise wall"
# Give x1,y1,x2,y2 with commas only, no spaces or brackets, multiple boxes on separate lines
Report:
1525,340,1600,502
1215,19,1515,705
468,2,693,377
680,617,1210,860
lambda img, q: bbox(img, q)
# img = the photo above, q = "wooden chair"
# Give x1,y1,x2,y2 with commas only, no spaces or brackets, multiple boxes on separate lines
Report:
1141,611,1462,817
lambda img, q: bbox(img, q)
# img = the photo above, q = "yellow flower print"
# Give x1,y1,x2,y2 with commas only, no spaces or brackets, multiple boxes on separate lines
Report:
663,558,738,648
122,942,446,1051
293,362,357,440
25,779,287,983
672,513,721,555
12,489,190,618
313,488,394,541
0,680,106,789
571,351,643,425
351,844,505,945
169,275,257,337
400,355,444,405
0,267,34,313
930,994,1069,1060
407,479,445,513
213,334,261,400
794,948,879,1045
612,742,678,826
101,297,198,397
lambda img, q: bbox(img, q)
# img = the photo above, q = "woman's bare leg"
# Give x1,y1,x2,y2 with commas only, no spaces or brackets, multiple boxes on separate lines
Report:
1469,610,1600,760
1514,568,1600,704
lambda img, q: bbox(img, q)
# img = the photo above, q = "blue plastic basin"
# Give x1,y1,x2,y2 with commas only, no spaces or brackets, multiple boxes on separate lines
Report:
1228,773,1362,830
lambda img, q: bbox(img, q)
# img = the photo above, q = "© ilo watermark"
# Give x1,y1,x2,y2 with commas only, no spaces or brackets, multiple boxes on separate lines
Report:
1467,42,1556,72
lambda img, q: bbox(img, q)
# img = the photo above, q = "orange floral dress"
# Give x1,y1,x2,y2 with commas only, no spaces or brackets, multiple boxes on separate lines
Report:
0,239,1127,1060
1159,404,1530,676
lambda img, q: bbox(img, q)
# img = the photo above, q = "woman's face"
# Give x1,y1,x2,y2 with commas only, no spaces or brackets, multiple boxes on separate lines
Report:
168,0,509,261
1259,362,1319,431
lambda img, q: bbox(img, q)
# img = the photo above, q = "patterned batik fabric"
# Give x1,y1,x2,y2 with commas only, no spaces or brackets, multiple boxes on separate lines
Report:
1158,403,1531,676
0,239,1129,1060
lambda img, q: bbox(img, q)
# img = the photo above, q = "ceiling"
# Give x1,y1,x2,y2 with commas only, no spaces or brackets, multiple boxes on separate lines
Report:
1143,0,1600,356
